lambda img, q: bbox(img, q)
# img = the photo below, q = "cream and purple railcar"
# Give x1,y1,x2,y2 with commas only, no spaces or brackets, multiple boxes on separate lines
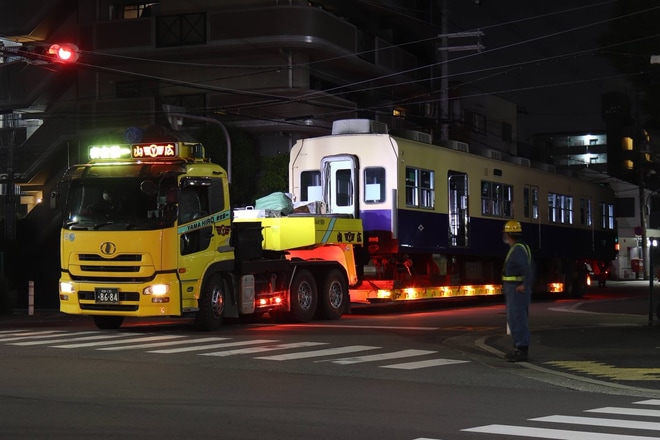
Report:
289,120,616,301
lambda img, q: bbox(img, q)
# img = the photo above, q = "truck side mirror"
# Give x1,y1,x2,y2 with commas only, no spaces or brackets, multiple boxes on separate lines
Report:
50,191,58,209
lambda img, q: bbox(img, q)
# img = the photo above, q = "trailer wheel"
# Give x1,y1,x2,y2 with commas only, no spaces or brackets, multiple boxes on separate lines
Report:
319,269,347,320
93,315,124,330
195,274,226,331
288,269,317,323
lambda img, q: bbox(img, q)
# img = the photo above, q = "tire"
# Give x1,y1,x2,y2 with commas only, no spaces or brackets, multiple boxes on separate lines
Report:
319,269,347,320
195,274,227,331
93,315,124,330
288,269,317,323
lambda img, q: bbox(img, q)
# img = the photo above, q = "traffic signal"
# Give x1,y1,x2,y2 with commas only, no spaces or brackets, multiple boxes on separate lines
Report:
8,43,79,64
47,43,79,63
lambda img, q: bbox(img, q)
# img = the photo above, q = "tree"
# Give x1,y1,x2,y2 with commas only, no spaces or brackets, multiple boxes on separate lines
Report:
197,125,258,207
258,153,289,197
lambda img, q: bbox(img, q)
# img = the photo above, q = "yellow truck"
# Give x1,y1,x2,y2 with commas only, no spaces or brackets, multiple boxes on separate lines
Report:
55,141,362,330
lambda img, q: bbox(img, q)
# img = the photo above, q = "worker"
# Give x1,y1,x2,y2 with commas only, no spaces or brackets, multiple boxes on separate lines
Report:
502,220,533,363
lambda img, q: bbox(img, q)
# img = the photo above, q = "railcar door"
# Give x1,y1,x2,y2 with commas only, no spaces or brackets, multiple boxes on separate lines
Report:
321,155,358,217
448,171,469,247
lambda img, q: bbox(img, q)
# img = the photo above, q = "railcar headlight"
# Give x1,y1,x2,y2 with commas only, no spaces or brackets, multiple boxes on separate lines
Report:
143,284,169,296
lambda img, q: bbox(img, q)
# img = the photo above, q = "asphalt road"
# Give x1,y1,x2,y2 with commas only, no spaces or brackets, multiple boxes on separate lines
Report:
0,281,659,439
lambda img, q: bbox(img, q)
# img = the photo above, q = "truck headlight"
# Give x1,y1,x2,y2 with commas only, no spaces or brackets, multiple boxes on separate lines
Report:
60,282,75,294
143,284,169,296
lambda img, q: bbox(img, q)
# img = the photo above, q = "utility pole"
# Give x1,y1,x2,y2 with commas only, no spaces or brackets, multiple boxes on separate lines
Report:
3,127,16,243
438,0,484,140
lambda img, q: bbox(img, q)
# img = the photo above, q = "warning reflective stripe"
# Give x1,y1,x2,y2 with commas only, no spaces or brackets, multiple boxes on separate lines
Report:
321,217,337,243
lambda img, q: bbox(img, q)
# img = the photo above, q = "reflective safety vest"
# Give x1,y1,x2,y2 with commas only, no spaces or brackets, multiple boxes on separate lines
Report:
502,242,531,282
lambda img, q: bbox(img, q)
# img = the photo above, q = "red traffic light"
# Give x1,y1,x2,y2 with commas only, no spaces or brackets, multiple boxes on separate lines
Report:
47,43,79,63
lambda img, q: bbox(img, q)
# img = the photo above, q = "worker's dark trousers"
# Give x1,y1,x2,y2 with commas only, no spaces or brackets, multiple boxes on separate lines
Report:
504,282,531,350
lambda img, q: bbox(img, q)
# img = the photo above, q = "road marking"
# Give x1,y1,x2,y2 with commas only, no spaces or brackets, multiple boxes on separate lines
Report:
269,324,439,331
99,337,228,351
149,339,279,354
462,400,660,439
531,415,660,431
0,330,74,342
382,358,470,370
462,424,656,439
546,361,660,381
330,349,437,365
11,333,145,346
0,331,472,370
201,342,327,357
637,400,660,406
257,345,379,361
52,335,187,348
587,406,660,417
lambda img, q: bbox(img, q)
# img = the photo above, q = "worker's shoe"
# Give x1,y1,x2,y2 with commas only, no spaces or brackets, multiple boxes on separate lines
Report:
505,349,528,363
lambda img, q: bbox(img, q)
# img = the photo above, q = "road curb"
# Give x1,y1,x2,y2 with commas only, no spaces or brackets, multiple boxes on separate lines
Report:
474,334,660,398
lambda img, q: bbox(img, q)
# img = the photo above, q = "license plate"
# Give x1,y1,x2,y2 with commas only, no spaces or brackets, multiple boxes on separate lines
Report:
95,288,119,303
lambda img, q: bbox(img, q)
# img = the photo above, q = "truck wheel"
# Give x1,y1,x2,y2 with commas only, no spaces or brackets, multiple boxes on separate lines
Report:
195,274,226,331
288,269,317,323
319,269,347,320
93,315,124,330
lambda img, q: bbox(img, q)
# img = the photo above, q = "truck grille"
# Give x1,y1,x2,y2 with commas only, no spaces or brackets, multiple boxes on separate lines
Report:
71,252,152,281
79,254,142,261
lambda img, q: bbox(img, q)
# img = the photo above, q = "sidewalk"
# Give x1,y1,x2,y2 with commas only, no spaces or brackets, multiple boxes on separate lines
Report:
483,281,660,395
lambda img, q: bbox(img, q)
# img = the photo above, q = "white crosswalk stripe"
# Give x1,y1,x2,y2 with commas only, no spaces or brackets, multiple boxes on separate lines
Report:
201,341,327,357
52,334,187,349
257,345,379,360
382,358,469,370
462,399,660,439
11,332,145,346
149,339,278,354
0,329,470,370
99,337,228,351
330,349,437,365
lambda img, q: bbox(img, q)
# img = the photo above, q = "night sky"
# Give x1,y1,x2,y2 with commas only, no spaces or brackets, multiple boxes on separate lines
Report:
445,0,626,140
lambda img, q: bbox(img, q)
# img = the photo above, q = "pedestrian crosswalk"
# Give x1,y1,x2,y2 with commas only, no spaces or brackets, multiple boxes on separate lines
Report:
461,399,660,439
0,329,468,370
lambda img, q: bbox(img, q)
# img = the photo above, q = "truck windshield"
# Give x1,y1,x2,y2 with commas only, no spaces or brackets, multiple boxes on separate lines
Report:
63,176,178,231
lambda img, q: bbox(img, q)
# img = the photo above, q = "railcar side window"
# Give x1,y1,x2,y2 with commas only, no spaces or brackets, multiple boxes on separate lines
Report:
405,168,419,207
364,167,385,203
481,180,513,218
600,202,615,229
301,170,321,202
548,192,574,224
405,167,434,209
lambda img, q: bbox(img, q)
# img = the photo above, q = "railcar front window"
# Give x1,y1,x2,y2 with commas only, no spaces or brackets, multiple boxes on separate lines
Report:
301,170,321,202
364,167,385,203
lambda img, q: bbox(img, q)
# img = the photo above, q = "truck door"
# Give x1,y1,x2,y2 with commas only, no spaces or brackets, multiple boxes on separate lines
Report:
321,155,358,217
177,177,228,309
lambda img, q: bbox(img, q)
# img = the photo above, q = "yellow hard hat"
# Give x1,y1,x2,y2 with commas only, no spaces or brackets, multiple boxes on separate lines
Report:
503,220,522,233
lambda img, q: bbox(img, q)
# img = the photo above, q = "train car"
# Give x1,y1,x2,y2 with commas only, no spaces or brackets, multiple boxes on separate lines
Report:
289,119,617,302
